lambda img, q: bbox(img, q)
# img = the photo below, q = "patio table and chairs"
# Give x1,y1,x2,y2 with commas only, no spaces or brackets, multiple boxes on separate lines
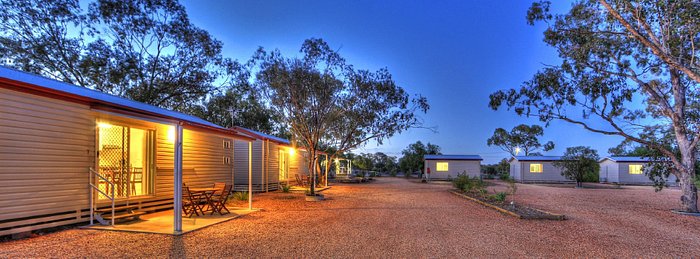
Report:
182,182,232,217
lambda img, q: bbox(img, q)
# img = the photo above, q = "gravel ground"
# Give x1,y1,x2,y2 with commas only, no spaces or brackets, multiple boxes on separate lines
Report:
1,177,699,258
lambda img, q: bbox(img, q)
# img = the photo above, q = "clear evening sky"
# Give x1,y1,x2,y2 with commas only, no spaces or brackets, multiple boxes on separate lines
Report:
181,0,626,163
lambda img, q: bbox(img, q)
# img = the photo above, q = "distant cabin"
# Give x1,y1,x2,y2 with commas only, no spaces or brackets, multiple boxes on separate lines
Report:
423,155,482,179
509,156,571,183
599,156,678,185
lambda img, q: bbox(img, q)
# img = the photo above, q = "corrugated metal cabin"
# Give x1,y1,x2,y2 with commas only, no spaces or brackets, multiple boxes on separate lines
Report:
231,126,294,192
599,156,678,185
423,155,483,179
509,156,571,183
0,66,255,236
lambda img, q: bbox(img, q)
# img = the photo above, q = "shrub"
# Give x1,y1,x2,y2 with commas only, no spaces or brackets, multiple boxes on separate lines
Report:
232,191,248,201
281,185,291,193
483,174,495,180
453,174,486,193
499,173,511,181
489,191,508,202
452,174,471,190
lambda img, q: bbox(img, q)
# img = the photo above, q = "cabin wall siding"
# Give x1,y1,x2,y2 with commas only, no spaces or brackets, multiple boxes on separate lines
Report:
607,160,676,185
424,160,481,179
0,88,94,223
516,161,570,183
233,139,284,191
510,161,522,181
599,160,618,183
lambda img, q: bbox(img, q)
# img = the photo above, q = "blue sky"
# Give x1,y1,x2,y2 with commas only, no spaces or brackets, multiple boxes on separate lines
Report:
181,0,625,163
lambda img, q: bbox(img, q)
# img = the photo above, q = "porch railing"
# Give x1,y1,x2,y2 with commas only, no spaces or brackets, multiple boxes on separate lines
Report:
89,167,115,226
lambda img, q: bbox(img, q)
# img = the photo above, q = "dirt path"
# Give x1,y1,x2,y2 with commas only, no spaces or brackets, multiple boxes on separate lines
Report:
1,177,698,257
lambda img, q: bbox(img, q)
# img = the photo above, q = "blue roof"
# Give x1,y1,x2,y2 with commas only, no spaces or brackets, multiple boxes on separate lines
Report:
234,126,290,145
602,156,653,163
0,66,224,129
424,155,483,161
511,156,562,162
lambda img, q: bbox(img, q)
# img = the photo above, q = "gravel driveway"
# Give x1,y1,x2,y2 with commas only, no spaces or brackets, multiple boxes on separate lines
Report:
1,177,698,257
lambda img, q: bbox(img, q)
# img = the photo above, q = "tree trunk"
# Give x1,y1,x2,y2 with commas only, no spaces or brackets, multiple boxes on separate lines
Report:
678,159,698,213
309,150,316,196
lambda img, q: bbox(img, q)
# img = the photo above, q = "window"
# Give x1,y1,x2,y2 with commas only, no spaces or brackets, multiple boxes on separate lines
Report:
529,163,543,173
223,156,231,165
629,164,643,175
223,140,232,149
436,162,449,172
97,122,155,199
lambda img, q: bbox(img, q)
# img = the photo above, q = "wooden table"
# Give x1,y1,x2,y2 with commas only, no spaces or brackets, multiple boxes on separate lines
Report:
189,187,219,214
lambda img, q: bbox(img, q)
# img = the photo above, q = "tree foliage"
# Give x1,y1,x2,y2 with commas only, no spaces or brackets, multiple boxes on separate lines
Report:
398,141,441,176
253,38,427,194
351,152,398,174
554,146,600,188
1,0,282,134
487,124,554,156
489,0,700,212
0,0,229,112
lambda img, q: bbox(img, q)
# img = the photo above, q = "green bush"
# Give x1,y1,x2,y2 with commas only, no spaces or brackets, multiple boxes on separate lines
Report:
281,185,291,193
583,170,599,182
489,191,508,202
499,173,511,181
232,191,248,201
452,174,485,193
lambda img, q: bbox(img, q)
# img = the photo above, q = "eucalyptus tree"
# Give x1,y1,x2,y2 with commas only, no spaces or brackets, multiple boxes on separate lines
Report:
489,0,700,212
254,38,428,195
487,124,555,156
319,63,429,180
553,146,600,188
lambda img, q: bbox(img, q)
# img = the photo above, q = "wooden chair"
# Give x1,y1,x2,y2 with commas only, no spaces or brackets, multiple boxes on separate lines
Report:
301,175,310,186
182,186,203,217
213,182,226,195
210,184,233,215
295,174,306,187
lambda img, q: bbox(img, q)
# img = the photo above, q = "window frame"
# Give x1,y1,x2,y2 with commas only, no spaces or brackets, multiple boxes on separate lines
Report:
529,163,543,173
628,164,643,175
436,162,449,172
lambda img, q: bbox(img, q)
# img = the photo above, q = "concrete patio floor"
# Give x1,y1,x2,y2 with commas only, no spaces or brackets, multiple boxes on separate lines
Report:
85,207,257,235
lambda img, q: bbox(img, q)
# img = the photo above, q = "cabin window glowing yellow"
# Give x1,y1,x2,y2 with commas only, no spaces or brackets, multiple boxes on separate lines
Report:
629,164,643,174
97,122,113,128
436,162,449,171
288,148,295,156
530,163,543,173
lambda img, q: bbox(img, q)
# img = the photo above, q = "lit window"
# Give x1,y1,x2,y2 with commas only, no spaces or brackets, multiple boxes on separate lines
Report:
436,162,449,171
530,163,543,173
629,164,643,175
